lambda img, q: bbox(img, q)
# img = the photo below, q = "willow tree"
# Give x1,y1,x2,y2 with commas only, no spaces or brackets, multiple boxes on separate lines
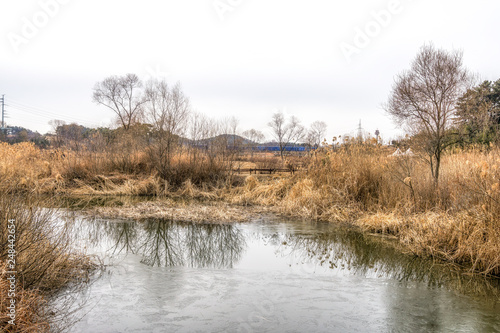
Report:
385,44,473,183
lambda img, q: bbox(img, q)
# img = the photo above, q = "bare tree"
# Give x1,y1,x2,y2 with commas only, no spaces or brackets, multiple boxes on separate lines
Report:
189,112,206,143
48,119,66,148
242,128,265,157
92,73,146,130
218,116,240,151
144,80,190,178
55,123,87,151
188,112,222,164
187,111,205,166
242,129,265,144
385,44,473,183
307,121,327,149
268,111,305,160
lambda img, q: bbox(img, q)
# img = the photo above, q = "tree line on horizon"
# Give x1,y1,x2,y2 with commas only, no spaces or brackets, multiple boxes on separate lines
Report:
1,45,499,180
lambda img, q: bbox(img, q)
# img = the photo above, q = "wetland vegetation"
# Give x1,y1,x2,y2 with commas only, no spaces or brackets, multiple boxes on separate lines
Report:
1,45,500,331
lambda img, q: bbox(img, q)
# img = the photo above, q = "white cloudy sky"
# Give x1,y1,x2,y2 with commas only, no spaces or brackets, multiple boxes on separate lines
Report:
1,0,499,142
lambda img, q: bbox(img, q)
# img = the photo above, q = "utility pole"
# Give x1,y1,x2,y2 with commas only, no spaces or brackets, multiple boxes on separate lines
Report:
1,95,4,130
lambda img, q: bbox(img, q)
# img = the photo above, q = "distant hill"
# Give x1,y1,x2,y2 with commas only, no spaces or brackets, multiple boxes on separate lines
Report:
192,134,257,146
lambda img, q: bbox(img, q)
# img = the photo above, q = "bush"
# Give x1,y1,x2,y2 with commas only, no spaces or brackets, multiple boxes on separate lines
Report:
0,195,95,331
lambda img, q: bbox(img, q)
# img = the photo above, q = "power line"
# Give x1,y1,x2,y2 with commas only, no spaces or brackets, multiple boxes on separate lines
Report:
5,99,102,128
8,104,95,125
8,100,97,124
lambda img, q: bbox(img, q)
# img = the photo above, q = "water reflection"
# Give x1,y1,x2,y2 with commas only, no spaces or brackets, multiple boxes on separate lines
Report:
61,215,500,332
269,225,500,299
184,223,244,268
66,217,245,269
110,222,139,254
64,215,500,299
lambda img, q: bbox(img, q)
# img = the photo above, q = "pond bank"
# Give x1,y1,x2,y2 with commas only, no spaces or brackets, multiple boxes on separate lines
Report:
66,190,500,280
85,199,275,224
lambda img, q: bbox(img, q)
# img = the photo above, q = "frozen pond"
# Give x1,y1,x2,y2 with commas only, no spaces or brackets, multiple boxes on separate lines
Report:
62,215,500,332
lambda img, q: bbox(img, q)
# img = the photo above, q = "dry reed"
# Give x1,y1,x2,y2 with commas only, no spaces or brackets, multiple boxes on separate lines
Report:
229,144,500,276
0,262,50,332
0,194,96,332
1,141,500,277
86,199,266,224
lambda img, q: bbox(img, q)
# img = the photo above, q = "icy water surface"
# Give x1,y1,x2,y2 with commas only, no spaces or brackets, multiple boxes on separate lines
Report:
62,216,500,333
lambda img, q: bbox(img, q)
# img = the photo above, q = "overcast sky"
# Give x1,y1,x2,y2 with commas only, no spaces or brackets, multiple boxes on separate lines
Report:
1,0,499,142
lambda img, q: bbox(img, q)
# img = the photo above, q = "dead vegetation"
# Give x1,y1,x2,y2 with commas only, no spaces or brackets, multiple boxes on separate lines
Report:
1,141,500,280
0,194,96,332
228,144,500,277
86,199,270,224
0,264,49,332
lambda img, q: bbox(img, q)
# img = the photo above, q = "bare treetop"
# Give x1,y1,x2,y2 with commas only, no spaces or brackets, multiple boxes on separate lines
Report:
385,44,474,182
93,73,146,130
268,111,305,159
307,121,327,148
387,45,473,133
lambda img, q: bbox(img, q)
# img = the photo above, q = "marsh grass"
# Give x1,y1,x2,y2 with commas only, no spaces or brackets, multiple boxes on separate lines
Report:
0,263,50,332
86,199,265,224
0,194,96,332
1,141,499,277
0,142,232,197
229,144,500,276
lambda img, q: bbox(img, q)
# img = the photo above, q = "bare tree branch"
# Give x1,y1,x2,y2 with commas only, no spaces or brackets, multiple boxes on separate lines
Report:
385,44,473,183
268,111,305,160
93,74,146,130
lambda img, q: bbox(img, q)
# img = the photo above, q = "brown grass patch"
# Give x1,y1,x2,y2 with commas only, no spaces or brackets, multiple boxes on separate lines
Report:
86,199,267,224
0,195,96,331
0,263,50,332
227,145,500,276
1,141,500,277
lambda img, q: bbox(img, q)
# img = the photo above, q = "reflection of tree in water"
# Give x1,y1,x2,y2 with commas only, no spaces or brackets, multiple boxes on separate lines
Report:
69,218,245,268
274,227,500,298
62,215,139,252
184,223,244,268
140,220,185,266
139,220,244,268
109,222,139,254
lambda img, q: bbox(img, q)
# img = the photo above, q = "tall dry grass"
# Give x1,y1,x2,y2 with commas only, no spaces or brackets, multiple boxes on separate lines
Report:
230,144,500,276
0,194,96,332
0,142,57,194
1,141,499,276
0,142,231,196
0,262,50,332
